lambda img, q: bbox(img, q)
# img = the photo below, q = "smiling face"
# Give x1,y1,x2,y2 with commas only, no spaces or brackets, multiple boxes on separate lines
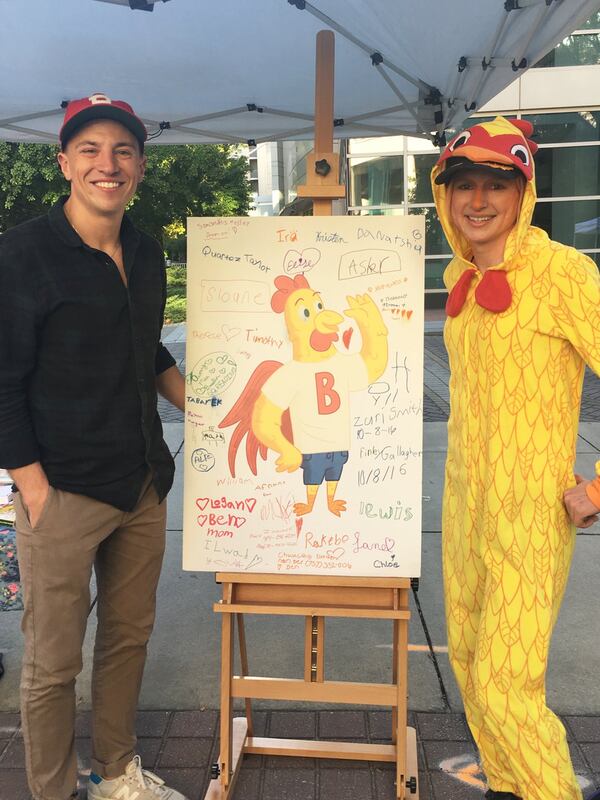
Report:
284,287,344,361
449,169,523,266
57,119,146,224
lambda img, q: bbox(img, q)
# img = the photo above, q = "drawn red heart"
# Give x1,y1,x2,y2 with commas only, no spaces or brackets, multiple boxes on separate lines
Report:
197,515,208,527
245,498,257,513
326,548,345,559
342,328,354,349
196,498,210,511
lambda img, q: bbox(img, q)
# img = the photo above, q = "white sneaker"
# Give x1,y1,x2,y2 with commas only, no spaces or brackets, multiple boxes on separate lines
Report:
87,755,189,800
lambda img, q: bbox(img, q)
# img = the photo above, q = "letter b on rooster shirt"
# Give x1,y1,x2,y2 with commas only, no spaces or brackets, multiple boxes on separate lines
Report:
315,371,341,415
262,353,369,454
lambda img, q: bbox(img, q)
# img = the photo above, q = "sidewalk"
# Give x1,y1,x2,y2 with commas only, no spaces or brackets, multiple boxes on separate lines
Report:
1,320,600,799
2,708,599,799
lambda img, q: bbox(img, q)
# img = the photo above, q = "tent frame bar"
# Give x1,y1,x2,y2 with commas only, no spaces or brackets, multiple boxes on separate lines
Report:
290,0,432,95
441,0,560,131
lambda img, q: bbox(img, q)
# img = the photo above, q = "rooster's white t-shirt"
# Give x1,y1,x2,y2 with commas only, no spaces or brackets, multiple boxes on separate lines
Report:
261,352,369,454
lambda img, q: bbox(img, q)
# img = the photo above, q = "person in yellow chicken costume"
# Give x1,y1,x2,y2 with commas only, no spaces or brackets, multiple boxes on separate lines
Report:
431,116,600,800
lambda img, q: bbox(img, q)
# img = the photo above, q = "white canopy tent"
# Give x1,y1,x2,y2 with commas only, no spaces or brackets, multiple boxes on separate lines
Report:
1,0,599,146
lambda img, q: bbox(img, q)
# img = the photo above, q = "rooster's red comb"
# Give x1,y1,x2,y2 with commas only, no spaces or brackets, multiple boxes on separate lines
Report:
271,274,310,313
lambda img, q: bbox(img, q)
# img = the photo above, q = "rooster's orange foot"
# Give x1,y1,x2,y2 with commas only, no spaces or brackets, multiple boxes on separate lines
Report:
294,502,314,516
327,499,347,517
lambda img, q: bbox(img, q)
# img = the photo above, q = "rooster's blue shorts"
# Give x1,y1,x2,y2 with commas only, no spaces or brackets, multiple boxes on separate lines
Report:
301,450,349,485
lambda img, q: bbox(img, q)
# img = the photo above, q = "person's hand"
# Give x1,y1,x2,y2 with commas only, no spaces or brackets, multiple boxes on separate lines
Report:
9,463,50,528
344,293,388,336
21,483,50,528
20,481,50,528
275,445,303,473
563,474,600,528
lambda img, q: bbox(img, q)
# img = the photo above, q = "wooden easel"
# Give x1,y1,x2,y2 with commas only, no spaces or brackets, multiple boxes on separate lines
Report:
203,30,419,800
205,574,419,799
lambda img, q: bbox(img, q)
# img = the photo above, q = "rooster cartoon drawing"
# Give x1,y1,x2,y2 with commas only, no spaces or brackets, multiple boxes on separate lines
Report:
219,274,388,517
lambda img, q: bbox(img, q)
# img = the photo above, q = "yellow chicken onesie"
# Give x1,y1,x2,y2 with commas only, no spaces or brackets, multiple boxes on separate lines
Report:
431,116,600,800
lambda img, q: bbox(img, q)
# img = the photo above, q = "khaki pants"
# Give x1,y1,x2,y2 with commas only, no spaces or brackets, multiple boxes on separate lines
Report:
15,478,166,800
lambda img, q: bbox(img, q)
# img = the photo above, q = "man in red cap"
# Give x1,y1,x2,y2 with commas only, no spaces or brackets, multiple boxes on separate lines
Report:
0,94,188,799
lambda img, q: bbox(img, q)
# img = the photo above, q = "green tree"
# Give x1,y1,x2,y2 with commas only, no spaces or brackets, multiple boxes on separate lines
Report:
128,144,251,244
0,141,251,239
0,142,64,231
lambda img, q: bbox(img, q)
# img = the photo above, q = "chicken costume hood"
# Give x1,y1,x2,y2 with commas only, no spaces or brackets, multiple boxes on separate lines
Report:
431,116,600,800
431,116,539,316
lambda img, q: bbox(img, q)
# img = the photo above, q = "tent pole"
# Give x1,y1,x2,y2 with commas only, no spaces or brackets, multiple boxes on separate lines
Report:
297,30,346,216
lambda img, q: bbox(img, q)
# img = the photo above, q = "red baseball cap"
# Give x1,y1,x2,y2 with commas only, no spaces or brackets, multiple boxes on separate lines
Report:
59,92,147,149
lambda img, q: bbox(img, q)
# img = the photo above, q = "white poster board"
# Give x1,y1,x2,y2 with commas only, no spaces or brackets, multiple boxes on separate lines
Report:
183,216,424,577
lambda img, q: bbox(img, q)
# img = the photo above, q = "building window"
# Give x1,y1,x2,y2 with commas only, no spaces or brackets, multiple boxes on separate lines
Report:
535,33,600,67
349,155,404,207
406,154,437,204
424,258,451,291
408,207,450,255
523,112,600,143
580,10,600,28
532,199,600,249
351,207,406,216
534,144,600,198
534,10,600,69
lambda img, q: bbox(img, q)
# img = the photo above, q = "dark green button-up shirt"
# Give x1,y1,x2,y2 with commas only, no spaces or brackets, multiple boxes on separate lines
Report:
0,198,175,510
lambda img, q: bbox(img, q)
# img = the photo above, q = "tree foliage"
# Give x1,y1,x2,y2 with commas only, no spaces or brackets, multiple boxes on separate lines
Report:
0,143,64,231
0,141,251,242
129,144,251,243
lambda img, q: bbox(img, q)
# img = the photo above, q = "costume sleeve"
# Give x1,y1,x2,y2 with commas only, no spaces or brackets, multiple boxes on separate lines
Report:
0,241,41,468
154,246,177,376
546,248,600,377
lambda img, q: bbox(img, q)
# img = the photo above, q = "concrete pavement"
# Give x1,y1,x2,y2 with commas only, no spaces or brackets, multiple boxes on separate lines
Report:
1,323,600,799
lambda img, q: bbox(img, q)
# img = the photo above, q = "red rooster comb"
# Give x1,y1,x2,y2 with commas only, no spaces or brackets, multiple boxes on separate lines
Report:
271,274,310,313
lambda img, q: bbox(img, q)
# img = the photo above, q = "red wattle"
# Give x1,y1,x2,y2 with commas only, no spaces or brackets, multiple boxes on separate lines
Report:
446,269,476,317
309,329,338,352
475,270,512,313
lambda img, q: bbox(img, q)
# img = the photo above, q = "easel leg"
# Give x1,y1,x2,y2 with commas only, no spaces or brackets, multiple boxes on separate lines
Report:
236,613,253,736
392,619,399,745
219,589,234,789
395,591,409,800
205,589,248,800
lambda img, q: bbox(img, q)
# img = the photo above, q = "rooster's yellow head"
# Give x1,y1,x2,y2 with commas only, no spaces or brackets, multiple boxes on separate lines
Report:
271,275,343,362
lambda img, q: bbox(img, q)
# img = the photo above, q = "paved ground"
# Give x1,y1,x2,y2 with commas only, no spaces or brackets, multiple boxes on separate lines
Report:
2,321,600,799
1,709,599,799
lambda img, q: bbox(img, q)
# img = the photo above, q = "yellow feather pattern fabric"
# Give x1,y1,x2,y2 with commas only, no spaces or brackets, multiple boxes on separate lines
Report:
432,116,600,800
